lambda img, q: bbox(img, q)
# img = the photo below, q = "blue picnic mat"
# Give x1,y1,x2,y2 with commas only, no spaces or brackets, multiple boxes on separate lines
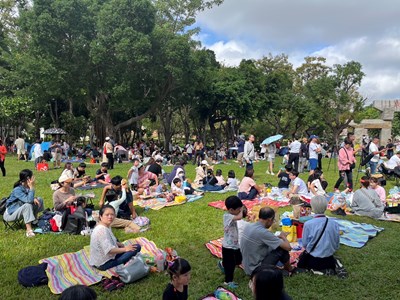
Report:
333,218,384,248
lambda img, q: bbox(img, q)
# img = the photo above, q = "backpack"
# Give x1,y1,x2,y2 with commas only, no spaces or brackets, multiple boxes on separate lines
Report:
61,206,87,235
0,197,8,215
18,263,48,287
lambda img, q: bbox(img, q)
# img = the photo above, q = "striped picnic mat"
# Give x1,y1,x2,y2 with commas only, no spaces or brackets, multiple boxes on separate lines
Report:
39,237,163,294
208,198,290,211
334,219,384,248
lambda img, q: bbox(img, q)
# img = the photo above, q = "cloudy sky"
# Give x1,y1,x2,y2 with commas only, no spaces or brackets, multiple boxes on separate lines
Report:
196,0,400,101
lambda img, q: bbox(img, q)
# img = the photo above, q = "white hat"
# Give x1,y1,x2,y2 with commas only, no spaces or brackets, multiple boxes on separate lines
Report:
201,160,209,166
105,137,110,141
58,174,73,184
155,155,163,162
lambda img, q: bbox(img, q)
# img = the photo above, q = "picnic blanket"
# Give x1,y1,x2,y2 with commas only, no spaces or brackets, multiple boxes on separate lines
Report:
208,198,290,211
39,237,163,294
76,183,107,190
333,219,384,248
205,238,301,266
133,195,203,211
379,213,400,222
61,158,84,163
210,188,238,194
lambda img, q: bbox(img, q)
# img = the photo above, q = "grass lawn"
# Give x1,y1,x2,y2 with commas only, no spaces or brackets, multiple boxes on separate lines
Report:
1,156,399,300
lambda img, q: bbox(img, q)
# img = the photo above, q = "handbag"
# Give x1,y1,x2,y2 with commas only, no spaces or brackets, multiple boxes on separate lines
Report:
344,148,356,169
298,217,329,267
116,253,149,283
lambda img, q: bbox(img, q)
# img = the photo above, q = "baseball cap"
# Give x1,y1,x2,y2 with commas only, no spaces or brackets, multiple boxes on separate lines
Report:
58,174,73,184
201,160,209,166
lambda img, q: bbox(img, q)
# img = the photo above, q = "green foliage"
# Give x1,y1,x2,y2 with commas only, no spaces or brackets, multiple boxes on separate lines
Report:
59,112,88,143
353,105,381,123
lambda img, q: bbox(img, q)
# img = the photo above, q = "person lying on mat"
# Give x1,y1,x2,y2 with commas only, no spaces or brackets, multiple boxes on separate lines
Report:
89,205,141,270
237,168,263,200
3,169,44,237
351,176,384,219
297,195,340,274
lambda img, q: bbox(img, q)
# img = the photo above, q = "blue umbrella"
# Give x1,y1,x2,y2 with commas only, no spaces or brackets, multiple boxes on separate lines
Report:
261,134,283,145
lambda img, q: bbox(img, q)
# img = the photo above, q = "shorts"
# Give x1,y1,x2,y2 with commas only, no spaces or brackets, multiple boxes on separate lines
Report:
52,152,62,161
17,149,26,155
309,158,318,170
267,155,275,162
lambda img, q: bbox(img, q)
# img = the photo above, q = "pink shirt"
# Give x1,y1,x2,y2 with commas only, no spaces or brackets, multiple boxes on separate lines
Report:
338,147,355,171
370,186,386,204
238,177,255,193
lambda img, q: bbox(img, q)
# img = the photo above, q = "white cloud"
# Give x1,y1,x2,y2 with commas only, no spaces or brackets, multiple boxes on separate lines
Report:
196,0,400,100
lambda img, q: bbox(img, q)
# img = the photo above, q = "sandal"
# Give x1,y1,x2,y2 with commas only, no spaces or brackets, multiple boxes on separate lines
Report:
26,230,35,237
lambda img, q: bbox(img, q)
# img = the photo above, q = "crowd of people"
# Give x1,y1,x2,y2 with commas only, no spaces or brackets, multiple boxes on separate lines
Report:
2,131,400,300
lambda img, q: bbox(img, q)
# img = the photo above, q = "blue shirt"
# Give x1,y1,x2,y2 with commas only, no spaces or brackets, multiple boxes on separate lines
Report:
302,216,340,258
6,185,35,215
237,140,245,153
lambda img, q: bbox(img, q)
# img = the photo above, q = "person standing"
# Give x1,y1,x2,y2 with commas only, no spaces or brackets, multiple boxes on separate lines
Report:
299,138,308,173
334,139,355,192
288,137,301,172
368,137,381,175
308,135,321,174
15,135,27,161
237,136,245,167
244,135,255,170
386,139,394,159
33,139,43,169
103,137,114,170
0,139,7,176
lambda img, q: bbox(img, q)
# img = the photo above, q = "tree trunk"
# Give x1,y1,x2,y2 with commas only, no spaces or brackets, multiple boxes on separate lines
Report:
209,117,220,148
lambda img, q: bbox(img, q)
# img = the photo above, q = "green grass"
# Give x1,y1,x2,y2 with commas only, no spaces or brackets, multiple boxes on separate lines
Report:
1,156,400,300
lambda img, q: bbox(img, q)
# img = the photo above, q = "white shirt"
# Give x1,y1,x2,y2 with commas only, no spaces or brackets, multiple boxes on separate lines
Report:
89,224,118,267
309,142,320,159
244,141,255,161
386,155,400,169
289,140,301,154
292,177,308,195
369,142,379,163
15,138,25,150
33,143,43,158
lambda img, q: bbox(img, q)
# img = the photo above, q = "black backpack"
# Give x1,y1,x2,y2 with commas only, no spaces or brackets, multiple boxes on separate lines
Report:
61,207,86,235
18,263,48,287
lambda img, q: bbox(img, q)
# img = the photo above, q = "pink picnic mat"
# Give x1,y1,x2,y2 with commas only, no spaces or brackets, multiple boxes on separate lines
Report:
208,198,290,211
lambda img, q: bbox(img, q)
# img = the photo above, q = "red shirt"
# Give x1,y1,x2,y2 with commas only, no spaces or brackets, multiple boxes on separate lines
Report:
0,145,7,161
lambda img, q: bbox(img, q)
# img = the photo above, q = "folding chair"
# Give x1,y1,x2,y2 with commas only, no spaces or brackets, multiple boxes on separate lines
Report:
3,218,24,231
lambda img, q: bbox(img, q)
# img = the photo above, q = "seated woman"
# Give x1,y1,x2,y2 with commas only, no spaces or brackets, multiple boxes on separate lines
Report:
369,177,386,205
200,169,223,192
89,205,141,270
193,160,208,186
298,195,340,273
3,169,44,237
238,168,262,200
309,169,327,196
53,174,76,213
94,162,109,185
351,176,384,218
60,162,74,179
251,269,292,300
137,163,159,194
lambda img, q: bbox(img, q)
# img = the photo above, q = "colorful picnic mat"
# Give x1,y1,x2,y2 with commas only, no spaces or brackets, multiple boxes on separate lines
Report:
379,213,400,222
76,183,107,190
39,237,163,294
331,218,384,248
133,195,203,210
208,198,290,211
205,238,301,266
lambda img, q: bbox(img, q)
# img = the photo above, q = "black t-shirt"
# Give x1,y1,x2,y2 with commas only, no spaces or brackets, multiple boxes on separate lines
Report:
203,175,218,186
147,163,162,177
96,169,107,181
162,283,188,300
278,172,291,188
118,190,133,219
105,187,121,203
75,168,86,178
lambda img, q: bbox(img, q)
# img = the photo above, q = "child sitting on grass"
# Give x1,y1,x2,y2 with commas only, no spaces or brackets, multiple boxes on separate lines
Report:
218,196,244,289
277,165,292,191
163,258,191,300
225,170,239,190
215,169,226,187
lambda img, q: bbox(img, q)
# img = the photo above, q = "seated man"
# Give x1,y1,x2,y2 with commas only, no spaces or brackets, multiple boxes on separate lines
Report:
298,195,340,274
240,207,295,277
94,162,109,185
384,151,400,176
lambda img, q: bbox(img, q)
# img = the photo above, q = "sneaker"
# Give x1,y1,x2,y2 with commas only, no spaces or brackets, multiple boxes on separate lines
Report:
335,258,348,279
224,282,238,289
270,172,275,175
266,170,271,175
217,260,225,274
